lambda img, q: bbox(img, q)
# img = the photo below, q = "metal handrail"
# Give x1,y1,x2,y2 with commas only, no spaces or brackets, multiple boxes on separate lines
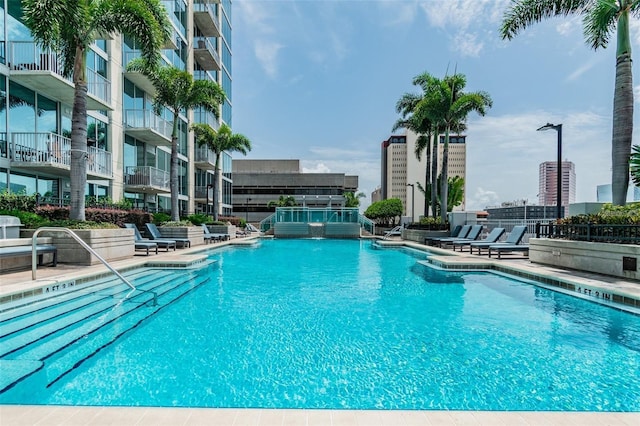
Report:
31,227,139,290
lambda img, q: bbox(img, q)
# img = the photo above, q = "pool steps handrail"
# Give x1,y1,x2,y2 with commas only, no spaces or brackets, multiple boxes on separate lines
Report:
31,227,157,305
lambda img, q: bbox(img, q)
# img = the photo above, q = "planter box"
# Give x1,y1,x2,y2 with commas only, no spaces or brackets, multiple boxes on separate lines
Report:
530,238,640,281
22,228,135,266
403,229,450,244
158,226,205,246
206,225,236,240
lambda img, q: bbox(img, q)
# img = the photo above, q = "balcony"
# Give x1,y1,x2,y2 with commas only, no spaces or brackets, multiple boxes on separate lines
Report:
193,0,221,37
123,51,156,96
194,146,217,170
124,166,170,194
8,41,112,111
123,109,172,147
9,132,112,179
194,185,213,202
193,37,221,71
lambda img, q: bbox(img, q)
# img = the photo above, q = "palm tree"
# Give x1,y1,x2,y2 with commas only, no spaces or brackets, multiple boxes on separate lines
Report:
416,73,492,221
22,0,171,220
343,191,366,208
267,196,297,208
191,123,252,221
501,0,635,206
630,145,640,187
127,63,226,221
394,72,440,217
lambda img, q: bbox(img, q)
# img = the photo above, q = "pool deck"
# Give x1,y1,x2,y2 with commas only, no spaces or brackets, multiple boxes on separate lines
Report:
1,236,639,424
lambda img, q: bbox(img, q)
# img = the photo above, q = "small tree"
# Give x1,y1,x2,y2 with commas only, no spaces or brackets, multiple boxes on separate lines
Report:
364,198,403,227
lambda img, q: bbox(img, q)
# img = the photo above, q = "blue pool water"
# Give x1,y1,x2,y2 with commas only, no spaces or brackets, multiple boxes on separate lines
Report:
2,239,640,410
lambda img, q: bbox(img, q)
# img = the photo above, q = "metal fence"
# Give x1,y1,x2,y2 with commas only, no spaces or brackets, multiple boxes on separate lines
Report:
535,222,640,245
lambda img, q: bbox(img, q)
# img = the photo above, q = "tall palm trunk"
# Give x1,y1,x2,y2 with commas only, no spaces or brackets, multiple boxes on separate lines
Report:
170,119,180,221
69,46,88,221
430,129,439,218
213,154,221,221
440,126,450,222
424,131,432,217
612,8,633,206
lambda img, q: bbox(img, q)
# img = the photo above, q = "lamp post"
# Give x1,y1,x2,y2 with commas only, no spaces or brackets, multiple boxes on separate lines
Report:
245,198,252,222
536,123,563,219
406,183,415,223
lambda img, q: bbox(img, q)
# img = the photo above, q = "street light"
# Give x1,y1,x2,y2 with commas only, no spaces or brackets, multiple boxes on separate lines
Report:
406,183,415,223
536,123,563,219
245,197,252,222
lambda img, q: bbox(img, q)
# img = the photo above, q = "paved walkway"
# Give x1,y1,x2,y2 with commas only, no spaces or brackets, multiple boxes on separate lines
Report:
1,237,639,424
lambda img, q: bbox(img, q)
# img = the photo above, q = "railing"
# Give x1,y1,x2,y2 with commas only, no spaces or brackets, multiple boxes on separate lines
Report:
193,0,221,35
31,227,157,305
124,166,170,190
484,219,554,235
260,213,275,232
193,36,220,65
535,222,640,245
195,146,216,164
123,109,173,140
358,214,375,235
259,207,372,233
10,132,111,176
9,41,111,104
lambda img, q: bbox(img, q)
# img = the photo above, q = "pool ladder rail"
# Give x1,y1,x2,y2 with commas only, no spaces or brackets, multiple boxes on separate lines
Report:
31,227,157,306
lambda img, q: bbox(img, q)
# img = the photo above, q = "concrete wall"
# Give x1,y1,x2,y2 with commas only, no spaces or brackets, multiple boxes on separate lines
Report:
22,229,135,266
530,238,640,281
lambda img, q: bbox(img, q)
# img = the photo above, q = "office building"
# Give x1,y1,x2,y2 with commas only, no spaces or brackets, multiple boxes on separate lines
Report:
0,0,234,217
380,130,467,221
231,159,359,223
538,161,575,210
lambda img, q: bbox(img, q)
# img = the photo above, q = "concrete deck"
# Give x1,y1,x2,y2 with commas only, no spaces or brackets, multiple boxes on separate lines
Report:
1,236,639,424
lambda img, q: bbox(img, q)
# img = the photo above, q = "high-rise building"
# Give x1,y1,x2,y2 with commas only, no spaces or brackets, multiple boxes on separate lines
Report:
380,130,467,220
538,161,576,210
0,0,233,218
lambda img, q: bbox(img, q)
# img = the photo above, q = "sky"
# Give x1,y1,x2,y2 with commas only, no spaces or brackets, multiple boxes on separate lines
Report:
231,0,640,211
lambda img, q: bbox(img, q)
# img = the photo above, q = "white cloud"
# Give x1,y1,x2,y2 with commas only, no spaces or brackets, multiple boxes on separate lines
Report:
301,162,332,174
254,40,283,78
453,32,484,57
467,187,500,211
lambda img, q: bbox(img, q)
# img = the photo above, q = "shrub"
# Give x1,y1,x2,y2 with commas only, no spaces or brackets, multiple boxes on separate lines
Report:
0,209,47,228
159,220,193,227
558,203,640,225
219,216,242,226
152,212,171,224
0,191,38,211
186,213,209,225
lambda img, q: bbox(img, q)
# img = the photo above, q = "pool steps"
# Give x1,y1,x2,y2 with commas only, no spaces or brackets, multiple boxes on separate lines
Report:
0,267,210,394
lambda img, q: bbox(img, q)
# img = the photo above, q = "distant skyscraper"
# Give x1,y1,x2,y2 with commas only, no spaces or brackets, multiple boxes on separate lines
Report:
538,161,576,209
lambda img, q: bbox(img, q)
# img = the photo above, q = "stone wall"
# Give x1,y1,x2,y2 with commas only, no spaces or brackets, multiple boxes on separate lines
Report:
530,238,640,281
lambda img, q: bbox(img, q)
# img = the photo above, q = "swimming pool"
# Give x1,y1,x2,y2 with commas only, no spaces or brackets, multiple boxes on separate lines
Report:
1,239,639,410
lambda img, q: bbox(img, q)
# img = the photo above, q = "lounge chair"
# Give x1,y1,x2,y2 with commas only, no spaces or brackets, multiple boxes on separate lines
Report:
452,227,505,252
145,223,190,248
488,243,530,259
124,223,176,252
201,224,221,244
425,224,466,246
437,225,483,248
383,225,403,240
471,225,527,255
